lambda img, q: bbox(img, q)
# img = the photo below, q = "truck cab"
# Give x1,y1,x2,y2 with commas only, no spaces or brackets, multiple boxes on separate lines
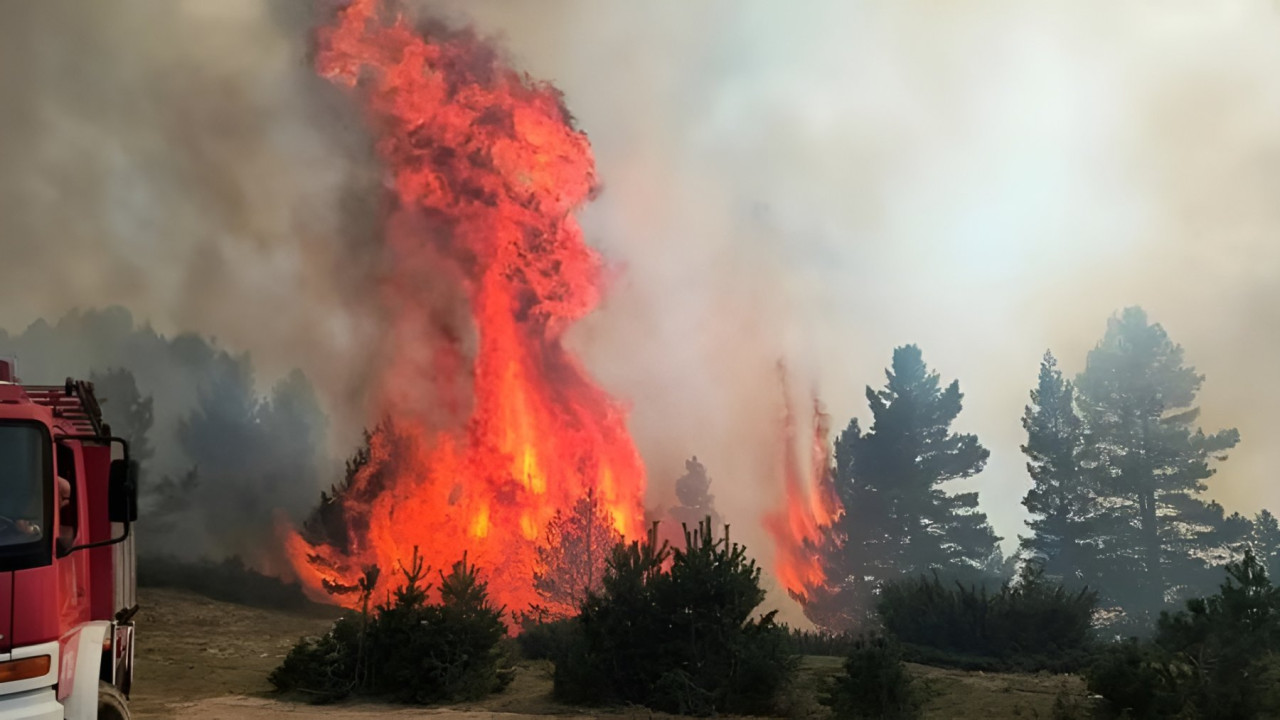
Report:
0,359,138,720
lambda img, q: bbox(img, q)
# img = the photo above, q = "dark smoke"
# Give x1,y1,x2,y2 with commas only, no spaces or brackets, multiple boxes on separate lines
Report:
0,308,329,564
0,0,385,450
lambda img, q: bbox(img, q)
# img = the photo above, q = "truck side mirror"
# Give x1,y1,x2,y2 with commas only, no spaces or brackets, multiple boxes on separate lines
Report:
109,459,138,523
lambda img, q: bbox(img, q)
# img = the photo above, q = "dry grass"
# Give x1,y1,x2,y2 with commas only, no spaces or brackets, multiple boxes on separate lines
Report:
130,588,1096,720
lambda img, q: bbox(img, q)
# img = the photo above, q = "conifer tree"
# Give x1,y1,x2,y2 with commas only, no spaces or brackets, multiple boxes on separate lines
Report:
91,367,155,463
669,456,721,532
533,489,621,618
1019,351,1093,586
1252,510,1280,575
812,345,1002,629
1075,307,1239,617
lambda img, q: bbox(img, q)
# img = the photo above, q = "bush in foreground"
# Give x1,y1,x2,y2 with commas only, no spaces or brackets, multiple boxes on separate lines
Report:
270,550,512,704
878,562,1097,671
514,613,579,661
823,635,922,720
1086,549,1280,719
553,519,796,716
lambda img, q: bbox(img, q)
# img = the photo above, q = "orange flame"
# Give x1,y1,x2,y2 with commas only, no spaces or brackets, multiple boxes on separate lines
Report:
764,371,843,604
284,0,646,614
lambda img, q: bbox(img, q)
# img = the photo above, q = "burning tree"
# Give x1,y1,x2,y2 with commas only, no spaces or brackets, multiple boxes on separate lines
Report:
764,370,844,622
283,0,648,613
532,489,622,618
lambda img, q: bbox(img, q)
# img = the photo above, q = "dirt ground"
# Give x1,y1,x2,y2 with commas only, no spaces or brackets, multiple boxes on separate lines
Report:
129,588,1093,719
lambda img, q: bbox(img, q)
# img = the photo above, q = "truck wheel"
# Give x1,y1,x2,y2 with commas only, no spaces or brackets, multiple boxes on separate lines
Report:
98,681,131,720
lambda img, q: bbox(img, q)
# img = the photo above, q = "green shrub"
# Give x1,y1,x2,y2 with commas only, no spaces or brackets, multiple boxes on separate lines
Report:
877,562,1097,671
515,615,580,661
1258,654,1280,715
270,549,513,704
1087,550,1280,720
269,615,364,702
553,519,797,716
1084,639,1183,719
822,635,922,720
1152,549,1279,720
786,628,861,657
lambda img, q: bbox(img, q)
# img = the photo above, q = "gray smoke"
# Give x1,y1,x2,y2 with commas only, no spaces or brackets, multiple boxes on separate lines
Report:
412,0,1280,619
0,0,384,449
5,0,1280,620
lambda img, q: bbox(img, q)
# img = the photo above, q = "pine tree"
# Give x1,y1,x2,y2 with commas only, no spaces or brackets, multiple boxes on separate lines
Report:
555,519,795,715
533,489,622,618
175,351,263,479
257,369,330,517
668,456,721,532
90,367,155,463
1253,510,1280,575
814,345,1002,629
1019,352,1092,587
1075,307,1239,618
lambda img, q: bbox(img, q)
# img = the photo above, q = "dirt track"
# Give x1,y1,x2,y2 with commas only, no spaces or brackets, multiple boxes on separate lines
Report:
130,588,1090,720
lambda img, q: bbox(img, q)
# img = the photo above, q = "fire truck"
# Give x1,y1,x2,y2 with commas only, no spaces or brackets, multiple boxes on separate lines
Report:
0,358,138,719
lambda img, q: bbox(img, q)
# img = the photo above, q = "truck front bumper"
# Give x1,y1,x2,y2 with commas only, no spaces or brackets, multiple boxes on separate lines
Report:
0,689,61,720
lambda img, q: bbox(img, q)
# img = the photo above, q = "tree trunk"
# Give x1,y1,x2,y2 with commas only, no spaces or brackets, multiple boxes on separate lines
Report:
1138,488,1163,612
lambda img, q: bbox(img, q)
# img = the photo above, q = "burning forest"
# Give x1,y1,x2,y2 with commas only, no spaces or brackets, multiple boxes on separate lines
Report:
11,0,1280,717
281,0,647,614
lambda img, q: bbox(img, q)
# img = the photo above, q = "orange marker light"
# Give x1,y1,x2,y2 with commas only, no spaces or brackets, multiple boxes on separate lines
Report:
0,655,52,683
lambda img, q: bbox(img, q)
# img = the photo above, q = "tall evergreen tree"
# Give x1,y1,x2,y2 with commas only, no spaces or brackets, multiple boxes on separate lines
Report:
1253,510,1280,575
1019,351,1092,586
810,345,1002,629
1075,307,1239,618
258,369,331,517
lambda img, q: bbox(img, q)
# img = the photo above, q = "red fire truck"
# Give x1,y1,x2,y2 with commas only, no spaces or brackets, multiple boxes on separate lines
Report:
0,358,138,719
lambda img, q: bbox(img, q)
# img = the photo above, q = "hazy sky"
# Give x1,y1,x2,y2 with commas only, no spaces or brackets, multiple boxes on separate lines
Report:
3,0,1279,615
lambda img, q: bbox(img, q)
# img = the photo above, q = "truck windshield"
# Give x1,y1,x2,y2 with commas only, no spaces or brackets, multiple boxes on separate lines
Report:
0,424,47,547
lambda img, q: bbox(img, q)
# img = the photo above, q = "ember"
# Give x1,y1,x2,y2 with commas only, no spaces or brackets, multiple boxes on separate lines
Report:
284,0,646,614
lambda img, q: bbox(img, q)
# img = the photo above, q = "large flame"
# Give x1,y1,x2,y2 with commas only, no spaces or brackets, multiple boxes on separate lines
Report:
284,0,646,614
764,373,843,604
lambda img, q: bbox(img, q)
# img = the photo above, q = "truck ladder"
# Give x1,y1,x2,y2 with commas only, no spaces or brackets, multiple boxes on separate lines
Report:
22,379,109,437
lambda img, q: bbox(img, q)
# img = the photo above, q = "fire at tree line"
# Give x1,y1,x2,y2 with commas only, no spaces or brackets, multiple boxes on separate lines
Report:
5,303,1280,718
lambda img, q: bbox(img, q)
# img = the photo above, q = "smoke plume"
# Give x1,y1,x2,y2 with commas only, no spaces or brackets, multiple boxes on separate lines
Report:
5,0,1280,620
0,0,383,446
410,0,1280,618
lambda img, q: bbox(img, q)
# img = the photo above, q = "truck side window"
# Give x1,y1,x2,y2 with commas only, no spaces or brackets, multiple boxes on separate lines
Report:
55,442,78,544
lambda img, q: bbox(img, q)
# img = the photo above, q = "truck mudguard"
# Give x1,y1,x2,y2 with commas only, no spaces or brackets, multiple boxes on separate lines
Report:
58,621,110,720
